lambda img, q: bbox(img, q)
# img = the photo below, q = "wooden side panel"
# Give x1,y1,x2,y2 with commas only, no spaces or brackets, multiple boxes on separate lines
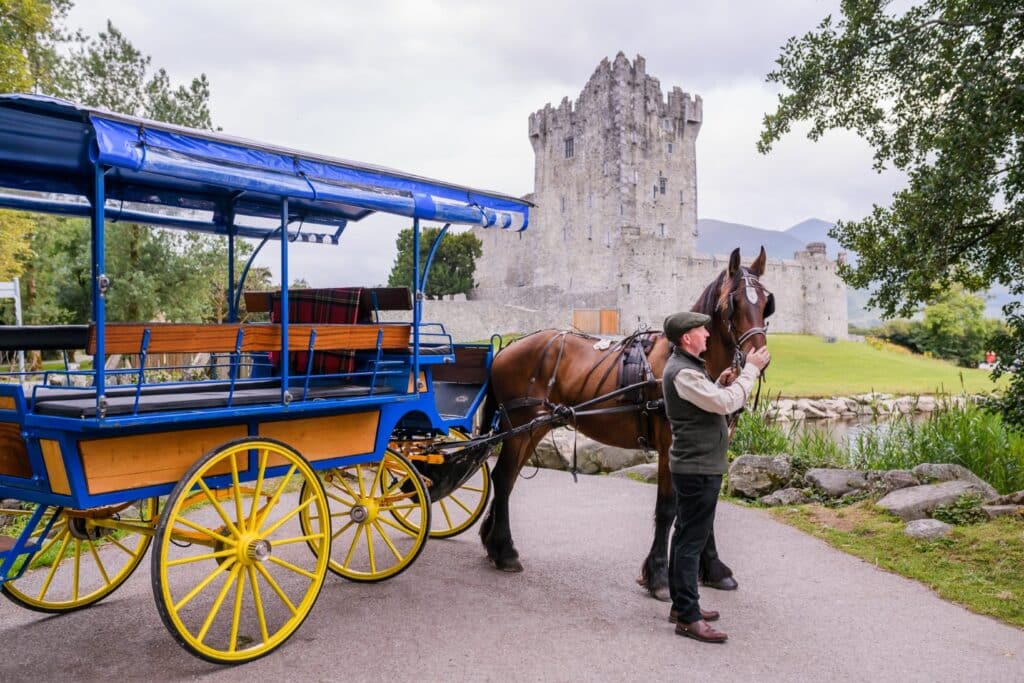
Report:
90,323,411,354
40,439,70,495
0,422,30,478
259,412,379,463
0,396,16,410
79,425,248,494
599,309,620,335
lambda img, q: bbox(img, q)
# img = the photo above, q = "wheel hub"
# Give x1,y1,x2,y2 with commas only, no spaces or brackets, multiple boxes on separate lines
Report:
246,539,272,563
67,516,107,541
350,498,378,524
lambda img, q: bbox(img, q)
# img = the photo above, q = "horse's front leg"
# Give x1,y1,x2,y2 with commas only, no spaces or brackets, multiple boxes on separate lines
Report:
480,430,545,572
639,448,673,601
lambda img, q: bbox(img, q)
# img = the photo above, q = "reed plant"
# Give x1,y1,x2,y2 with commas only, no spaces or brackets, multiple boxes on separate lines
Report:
731,399,1024,494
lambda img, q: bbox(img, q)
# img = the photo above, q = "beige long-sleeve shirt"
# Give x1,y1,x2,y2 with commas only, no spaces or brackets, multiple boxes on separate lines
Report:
671,362,759,416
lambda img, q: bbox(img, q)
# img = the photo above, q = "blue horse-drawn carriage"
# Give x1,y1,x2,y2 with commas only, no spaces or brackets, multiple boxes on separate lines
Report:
0,94,529,663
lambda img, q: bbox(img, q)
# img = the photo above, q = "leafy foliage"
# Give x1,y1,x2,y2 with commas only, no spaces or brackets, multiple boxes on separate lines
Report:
0,0,69,93
866,286,1004,367
387,227,483,299
931,493,988,526
761,0,1024,424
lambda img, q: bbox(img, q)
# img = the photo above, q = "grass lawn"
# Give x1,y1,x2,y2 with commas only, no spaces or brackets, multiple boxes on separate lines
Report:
760,334,1005,397
772,502,1024,628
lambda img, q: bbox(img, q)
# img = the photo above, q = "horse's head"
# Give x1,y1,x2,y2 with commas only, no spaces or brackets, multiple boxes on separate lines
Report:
695,246,774,378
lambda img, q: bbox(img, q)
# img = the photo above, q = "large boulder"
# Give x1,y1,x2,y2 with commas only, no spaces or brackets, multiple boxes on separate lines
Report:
911,463,999,501
530,428,653,474
759,487,810,507
877,480,995,521
992,490,1024,505
609,463,659,484
865,469,920,495
727,455,792,498
804,468,869,497
904,519,953,539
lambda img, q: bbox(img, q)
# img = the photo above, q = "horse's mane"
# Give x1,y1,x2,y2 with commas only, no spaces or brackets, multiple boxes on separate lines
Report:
692,267,736,316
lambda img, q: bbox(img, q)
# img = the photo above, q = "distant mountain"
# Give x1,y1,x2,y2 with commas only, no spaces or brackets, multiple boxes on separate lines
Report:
698,217,1012,324
695,219,805,259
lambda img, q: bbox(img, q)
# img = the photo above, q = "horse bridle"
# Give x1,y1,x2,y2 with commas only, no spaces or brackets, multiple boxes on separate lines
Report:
723,271,774,372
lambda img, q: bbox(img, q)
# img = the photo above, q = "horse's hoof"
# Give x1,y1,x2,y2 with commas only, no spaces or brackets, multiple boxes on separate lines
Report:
489,556,524,573
703,576,738,591
650,586,671,602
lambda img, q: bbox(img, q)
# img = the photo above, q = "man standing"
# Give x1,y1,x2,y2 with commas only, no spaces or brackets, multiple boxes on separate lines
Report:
662,311,770,643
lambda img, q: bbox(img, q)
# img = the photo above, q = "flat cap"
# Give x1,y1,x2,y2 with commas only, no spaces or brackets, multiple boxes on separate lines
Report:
663,311,710,340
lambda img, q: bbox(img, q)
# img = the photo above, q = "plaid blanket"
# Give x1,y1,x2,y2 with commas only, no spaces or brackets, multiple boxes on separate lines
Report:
270,288,362,374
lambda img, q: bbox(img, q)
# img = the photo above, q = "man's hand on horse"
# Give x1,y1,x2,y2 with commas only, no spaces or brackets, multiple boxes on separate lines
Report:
717,368,738,387
747,346,771,371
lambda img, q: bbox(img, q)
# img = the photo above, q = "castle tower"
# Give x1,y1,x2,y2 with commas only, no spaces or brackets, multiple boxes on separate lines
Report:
474,53,703,318
469,53,848,340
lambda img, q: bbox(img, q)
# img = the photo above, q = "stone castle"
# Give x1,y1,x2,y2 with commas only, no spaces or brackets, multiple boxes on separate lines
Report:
466,53,848,339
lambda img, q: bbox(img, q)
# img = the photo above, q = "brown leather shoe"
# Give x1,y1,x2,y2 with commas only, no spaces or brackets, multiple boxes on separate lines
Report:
668,608,720,623
676,619,728,643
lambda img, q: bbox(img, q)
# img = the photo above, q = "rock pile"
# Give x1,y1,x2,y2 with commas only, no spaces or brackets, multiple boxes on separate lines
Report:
726,455,1023,538
765,393,977,422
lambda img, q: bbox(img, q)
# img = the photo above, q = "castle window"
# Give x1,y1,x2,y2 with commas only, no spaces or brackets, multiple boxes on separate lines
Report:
564,137,574,159
653,185,658,199
659,177,667,195
587,224,593,240
560,196,567,213
667,142,673,154
659,222,666,237
662,119,672,131
679,190,684,204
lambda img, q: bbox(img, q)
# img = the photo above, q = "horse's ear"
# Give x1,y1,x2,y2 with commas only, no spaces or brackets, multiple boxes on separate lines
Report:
728,248,741,277
750,246,767,276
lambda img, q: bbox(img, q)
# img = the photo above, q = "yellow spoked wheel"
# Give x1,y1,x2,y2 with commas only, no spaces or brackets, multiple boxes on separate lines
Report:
392,430,491,539
0,499,156,613
429,460,491,539
152,438,330,665
299,450,429,583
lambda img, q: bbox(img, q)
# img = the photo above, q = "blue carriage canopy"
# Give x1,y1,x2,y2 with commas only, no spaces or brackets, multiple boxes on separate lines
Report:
0,93,530,241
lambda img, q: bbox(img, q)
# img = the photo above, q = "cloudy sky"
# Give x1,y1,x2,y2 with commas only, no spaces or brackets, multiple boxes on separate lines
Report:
66,0,904,286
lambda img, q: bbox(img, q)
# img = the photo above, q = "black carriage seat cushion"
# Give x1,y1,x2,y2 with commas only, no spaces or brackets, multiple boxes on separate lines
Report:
33,382,395,419
433,382,483,419
0,325,90,352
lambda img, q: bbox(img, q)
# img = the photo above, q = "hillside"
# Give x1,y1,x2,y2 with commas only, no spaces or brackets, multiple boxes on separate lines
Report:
761,334,1005,397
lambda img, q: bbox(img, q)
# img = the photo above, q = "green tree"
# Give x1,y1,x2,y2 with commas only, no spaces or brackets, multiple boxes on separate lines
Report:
760,0,1024,423
17,18,226,325
387,227,483,299
917,286,989,367
0,0,71,279
0,0,69,93
51,20,212,127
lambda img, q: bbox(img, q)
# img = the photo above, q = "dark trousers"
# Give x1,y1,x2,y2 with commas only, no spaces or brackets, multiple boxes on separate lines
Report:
668,473,722,624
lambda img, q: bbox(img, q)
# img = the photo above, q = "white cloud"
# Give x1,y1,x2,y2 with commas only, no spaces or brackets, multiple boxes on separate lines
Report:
64,0,905,285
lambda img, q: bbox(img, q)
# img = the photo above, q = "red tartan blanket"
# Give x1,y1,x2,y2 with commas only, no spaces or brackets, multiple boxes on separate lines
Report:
269,288,361,374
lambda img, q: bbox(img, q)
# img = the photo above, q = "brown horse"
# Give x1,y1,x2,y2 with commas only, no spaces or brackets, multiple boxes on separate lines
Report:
479,247,773,600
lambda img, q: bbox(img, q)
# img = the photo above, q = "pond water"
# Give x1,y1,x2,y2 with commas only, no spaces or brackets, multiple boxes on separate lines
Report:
776,412,930,445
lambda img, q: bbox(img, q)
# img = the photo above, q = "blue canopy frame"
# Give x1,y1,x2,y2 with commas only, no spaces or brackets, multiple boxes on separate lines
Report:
0,93,531,413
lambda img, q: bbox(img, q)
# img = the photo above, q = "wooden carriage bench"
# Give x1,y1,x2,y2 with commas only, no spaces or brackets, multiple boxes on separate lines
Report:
18,322,411,418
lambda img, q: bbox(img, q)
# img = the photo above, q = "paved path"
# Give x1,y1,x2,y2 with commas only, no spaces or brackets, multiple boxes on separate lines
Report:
1,470,1020,682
